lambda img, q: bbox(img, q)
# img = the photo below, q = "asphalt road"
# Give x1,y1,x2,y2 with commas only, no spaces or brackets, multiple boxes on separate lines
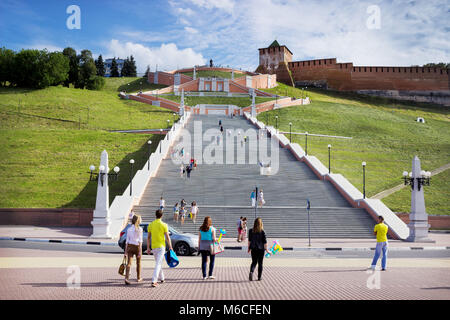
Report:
1,240,450,259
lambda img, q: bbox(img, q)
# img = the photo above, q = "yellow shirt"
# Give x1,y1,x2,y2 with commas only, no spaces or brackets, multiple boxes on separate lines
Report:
374,223,388,242
148,219,168,249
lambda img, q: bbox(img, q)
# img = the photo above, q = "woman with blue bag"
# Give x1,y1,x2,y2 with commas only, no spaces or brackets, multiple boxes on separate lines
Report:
198,216,217,280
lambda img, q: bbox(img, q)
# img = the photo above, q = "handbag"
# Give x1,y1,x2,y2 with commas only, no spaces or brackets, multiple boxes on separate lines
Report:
212,241,224,255
165,249,180,268
118,256,127,276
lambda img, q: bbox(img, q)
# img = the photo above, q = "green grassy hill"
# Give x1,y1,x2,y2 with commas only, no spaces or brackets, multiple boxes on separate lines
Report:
0,78,175,208
259,83,450,215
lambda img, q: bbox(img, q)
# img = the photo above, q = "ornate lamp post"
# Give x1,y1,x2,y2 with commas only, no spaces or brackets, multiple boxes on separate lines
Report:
89,165,120,186
305,132,308,155
402,156,433,242
328,144,331,173
289,122,292,143
129,159,135,196
362,161,366,199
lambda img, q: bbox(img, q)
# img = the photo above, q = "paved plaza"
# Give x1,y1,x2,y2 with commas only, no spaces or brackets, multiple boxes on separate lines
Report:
0,244,449,300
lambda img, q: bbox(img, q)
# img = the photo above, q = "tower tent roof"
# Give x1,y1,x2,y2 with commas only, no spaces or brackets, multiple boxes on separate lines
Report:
269,40,280,48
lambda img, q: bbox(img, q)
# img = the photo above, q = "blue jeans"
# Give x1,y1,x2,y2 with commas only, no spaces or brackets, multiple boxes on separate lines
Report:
371,242,388,269
201,250,215,277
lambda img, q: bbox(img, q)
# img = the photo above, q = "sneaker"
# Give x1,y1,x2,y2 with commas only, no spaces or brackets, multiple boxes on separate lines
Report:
203,277,208,280
208,276,216,280
137,278,143,283
160,280,165,283
381,268,386,271
249,272,253,281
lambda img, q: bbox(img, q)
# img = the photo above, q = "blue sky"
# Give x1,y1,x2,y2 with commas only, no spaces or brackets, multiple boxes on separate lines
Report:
0,0,449,73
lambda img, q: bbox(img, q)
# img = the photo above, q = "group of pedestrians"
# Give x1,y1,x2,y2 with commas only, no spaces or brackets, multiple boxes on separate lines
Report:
173,199,199,224
250,189,265,208
124,211,271,285
158,197,199,225
180,158,197,179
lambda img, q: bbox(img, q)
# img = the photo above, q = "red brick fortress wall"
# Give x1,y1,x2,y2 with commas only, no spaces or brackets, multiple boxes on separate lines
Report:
284,58,449,92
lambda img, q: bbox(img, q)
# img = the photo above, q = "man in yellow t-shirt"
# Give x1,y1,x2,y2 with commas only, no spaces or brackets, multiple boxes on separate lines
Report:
147,209,172,287
370,215,388,271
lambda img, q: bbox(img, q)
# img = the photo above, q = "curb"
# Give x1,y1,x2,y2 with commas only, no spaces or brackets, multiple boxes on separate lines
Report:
0,237,117,246
1,238,449,251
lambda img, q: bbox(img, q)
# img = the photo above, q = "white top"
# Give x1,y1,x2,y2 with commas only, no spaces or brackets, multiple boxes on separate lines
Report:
126,226,143,245
191,205,198,214
160,199,165,207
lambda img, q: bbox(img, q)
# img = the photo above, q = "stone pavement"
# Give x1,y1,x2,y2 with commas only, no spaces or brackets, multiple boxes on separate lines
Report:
0,253,449,300
1,226,450,250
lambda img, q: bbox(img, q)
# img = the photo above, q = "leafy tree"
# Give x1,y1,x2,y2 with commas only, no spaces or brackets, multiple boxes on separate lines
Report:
10,49,68,89
95,54,105,76
110,57,120,77
423,62,449,69
86,75,105,90
0,47,16,86
77,49,97,88
62,47,79,87
12,49,42,88
41,51,69,87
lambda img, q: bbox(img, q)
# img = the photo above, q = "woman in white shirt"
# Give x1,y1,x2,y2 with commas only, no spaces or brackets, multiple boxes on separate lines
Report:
124,214,143,285
258,189,265,208
190,201,199,224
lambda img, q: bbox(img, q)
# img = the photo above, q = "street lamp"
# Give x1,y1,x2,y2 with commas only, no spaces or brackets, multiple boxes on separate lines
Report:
275,116,278,133
289,122,292,143
147,140,152,170
362,162,366,199
129,159,135,196
305,132,308,155
328,144,331,173
403,170,431,191
89,165,120,186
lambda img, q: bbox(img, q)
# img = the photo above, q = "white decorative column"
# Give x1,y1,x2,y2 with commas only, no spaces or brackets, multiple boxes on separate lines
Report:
91,150,112,238
231,69,234,81
193,66,197,80
406,156,434,242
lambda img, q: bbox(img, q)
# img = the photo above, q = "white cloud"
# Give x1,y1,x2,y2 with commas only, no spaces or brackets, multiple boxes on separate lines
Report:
187,0,235,13
105,39,206,73
184,26,198,34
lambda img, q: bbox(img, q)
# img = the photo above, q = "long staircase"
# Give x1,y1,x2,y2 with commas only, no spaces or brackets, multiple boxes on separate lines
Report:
133,115,376,238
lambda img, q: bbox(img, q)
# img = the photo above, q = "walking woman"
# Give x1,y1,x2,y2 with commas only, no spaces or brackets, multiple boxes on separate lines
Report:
173,202,179,222
190,201,199,224
248,217,270,281
198,216,217,280
258,189,265,208
124,214,143,285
